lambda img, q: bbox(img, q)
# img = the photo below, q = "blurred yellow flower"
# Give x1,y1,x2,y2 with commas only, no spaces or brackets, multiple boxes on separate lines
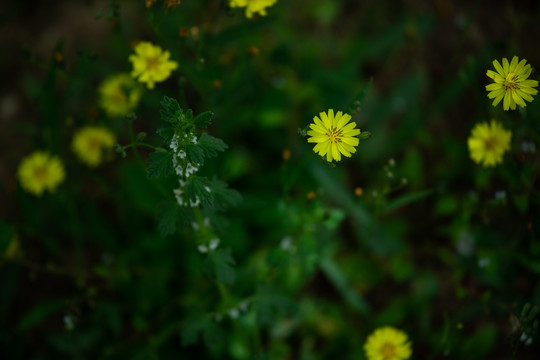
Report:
129,42,178,89
307,109,360,162
364,326,412,360
486,56,538,111
98,74,142,117
72,126,117,167
230,0,277,18
18,151,65,196
468,120,512,167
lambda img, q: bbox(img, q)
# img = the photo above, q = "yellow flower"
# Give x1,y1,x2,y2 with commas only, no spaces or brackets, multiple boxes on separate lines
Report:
18,151,65,196
72,126,117,167
364,326,412,360
486,56,538,111
467,120,512,167
230,0,277,18
129,42,178,89
306,109,361,162
98,73,142,117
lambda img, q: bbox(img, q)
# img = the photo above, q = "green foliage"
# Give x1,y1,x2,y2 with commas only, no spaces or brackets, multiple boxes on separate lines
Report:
6,1,540,359
198,133,228,158
146,150,173,179
193,111,214,129
206,248,236,285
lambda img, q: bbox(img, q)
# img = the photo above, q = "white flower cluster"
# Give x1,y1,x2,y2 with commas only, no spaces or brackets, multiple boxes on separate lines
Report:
170,133,202,207
214,300,250,322
197,237,220,253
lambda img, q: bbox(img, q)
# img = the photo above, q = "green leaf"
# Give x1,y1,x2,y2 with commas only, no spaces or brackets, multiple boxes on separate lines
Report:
193,111,214,129
382,189,433,214
186,144,205,165
210,178,242,208
207,248,236,285
160,96,183,123
146,150,173,179
319,257,370,315
156,200,189,237
181,311,224,349
186,176,213,207
181,310,207,346
19,299,65,331
253,285,296,326
156,127,174,142
198,133,227,158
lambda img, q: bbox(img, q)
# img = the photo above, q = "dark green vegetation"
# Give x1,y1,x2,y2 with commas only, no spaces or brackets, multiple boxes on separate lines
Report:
2,1,540,359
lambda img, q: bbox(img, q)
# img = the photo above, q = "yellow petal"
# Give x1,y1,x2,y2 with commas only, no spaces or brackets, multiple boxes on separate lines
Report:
512,89,526,107
509,56,519,73
493,59,505,76
502,58,510,74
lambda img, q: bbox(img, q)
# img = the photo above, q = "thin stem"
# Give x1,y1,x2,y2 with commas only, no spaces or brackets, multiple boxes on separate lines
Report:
127,118,145,167
123,142,159,151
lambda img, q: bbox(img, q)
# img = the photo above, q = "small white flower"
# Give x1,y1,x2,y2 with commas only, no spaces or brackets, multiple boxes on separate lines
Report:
228,308,240,319
197,245,208,253
192,222,200,231
209,238,220,250
174,188,184,206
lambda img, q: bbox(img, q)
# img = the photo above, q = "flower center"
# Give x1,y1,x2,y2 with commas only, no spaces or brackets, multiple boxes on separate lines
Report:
33,166,49,181
503,73,519,90
146,57,160,70
88,138,103,152
380,343,396,359
327,127,343,143
484,136,499,151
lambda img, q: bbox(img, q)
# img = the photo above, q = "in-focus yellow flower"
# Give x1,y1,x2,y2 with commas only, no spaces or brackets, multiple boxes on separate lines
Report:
307,109,361,162
364,326,412,360
72,126,117,167
468,120,512,167
18,151,65,196
98,73,142,117
230,0,277,18
129,42,178,89
486,56,538,111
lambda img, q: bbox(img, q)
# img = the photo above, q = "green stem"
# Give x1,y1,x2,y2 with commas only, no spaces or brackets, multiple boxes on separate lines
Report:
123,142,159,151
127,118,144,167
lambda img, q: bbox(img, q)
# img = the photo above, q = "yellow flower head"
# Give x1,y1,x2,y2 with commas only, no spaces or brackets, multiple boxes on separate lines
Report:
129,42,178,89
230,0,277,19
98,73,142,118
364,326,412,360
72,126,117,167
486,56,538,111
307,109,361,162
18,151,65,196
467,120,512,167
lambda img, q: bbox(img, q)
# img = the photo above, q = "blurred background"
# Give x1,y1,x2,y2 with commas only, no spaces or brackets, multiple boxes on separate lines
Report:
2,0,540,358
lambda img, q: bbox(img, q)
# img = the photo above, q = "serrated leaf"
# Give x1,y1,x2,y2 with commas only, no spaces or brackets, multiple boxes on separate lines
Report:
146,150,173,179
210,178,242,208
186,176,213,206
193,111,214,129
181,310,207,346
181,311,224,349
186,144,205,165
157,127,175,142
253,285,296,326
156,201,180,236
160,96,183,123
207,248,236,285
198,133,227,158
